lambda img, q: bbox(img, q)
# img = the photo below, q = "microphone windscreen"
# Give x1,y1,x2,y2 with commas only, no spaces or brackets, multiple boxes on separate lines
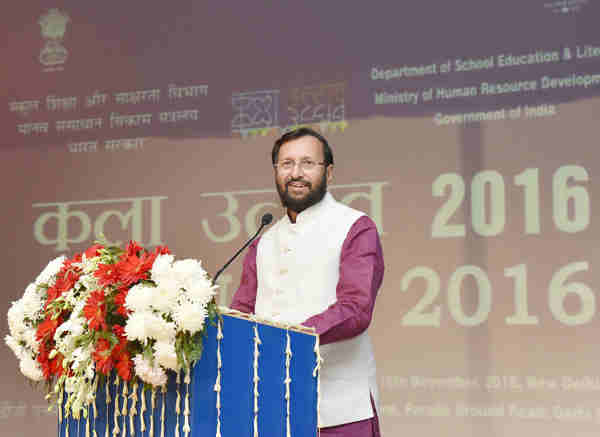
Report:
261,213,273,225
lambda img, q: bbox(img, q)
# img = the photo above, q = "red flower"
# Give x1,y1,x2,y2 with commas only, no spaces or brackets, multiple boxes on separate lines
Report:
92,338,113,375
112,324,126,343
36,315,61,342
44,258,82,308
50,353,65,377
37,342,52,379
36,342,64,379
117,251,155,286
94,263,120,287
82,290,108,331
113,287,130,317
154,245,171,255
114,351,133,381
85,244,104,259
106,324,132,380
44,263,81,308
125,241,143,257
54,271,78,294
45,285,61,308
60,254,82,272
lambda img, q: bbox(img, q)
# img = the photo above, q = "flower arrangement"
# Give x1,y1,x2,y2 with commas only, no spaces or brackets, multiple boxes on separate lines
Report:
5,241,218,418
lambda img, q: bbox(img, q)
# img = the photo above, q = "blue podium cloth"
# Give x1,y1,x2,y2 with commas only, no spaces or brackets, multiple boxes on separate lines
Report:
58,313,318,437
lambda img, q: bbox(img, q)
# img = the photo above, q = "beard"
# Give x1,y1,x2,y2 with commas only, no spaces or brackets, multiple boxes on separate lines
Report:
276,171,327,213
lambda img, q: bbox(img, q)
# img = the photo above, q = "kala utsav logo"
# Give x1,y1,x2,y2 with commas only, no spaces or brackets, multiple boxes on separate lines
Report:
39,8,70,71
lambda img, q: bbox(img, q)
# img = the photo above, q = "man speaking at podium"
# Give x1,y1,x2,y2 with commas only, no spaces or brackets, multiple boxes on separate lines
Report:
231,127,384,436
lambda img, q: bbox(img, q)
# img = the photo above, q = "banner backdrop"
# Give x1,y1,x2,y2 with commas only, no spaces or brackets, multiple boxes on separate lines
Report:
2,2,600,436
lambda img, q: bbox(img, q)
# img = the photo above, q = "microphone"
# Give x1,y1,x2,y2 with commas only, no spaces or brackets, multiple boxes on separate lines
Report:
212,213,273,285
261,213,273,226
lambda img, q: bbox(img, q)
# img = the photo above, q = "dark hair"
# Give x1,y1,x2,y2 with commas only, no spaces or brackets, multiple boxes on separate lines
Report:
272,127,334,166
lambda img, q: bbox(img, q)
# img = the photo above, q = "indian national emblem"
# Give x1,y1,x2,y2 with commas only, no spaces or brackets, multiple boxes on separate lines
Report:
39,9,70,69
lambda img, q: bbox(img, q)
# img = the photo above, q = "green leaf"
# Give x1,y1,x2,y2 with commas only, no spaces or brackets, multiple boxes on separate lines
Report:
189,340,203,362
143,344,154,363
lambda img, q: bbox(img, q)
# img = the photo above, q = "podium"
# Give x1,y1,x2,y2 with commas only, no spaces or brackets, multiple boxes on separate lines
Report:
58,311,319,437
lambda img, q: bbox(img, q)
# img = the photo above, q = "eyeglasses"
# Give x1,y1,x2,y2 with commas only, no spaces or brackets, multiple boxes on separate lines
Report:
274,159,326,173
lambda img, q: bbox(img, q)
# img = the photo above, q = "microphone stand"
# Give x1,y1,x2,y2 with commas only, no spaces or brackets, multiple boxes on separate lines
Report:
212,213,273,286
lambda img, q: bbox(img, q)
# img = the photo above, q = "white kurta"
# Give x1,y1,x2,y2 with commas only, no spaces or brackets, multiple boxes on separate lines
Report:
255,192,379,427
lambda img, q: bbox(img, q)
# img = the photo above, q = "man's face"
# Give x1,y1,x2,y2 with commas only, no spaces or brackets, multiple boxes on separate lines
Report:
274,135,333,213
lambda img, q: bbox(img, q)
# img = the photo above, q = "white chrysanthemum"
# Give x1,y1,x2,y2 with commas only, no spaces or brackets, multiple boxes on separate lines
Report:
7,299,27,336
172,299,207,334
21,283,44,321
150,254,175,285
23,282,38,297
125,284,153,313
19,355,44,381
23,328,39,353
5,335,24,360
133,355,168,387
186,281,217,307
124,312,152,342
146,315,176,342
172,259,207,289
172,258,201,275
35,255,66,286
125,312,174,343
149,283,179,313
159,276,181,295
153,341,179,371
